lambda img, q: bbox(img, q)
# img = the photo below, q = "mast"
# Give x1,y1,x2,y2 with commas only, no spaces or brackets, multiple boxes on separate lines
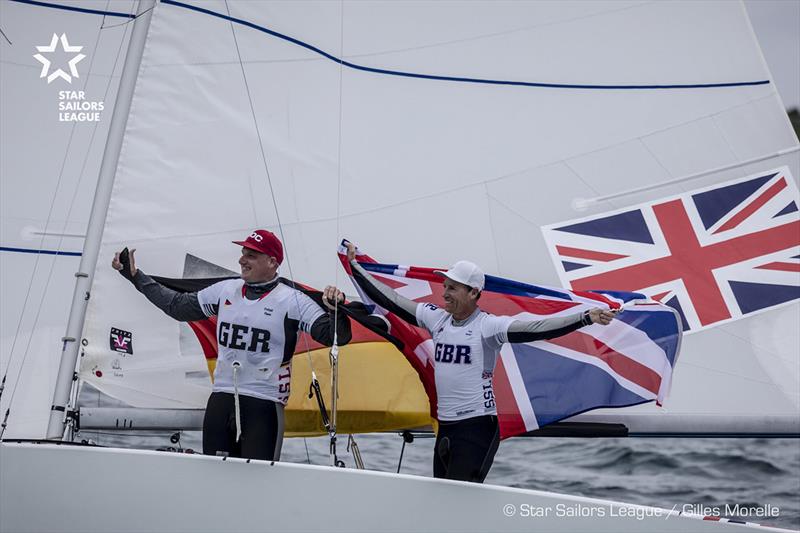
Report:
46,0,157,440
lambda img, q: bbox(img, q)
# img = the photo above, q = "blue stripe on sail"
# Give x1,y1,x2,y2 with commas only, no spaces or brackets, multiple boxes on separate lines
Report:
17,0,773,90
158,0,770,92
0,246,82,257
511,343,648,427
9,0,135,18
613,309,680,366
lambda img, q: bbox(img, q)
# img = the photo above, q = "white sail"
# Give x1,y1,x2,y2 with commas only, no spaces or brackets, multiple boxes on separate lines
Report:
3,0,798,435
0,0,136,438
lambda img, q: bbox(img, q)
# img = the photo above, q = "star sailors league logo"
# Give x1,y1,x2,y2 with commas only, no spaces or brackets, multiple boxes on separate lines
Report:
542,167,800,333
33,33,85,84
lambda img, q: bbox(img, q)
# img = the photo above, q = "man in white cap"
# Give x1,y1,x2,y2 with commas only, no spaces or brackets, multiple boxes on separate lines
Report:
345,243,614,483
112,230,351,461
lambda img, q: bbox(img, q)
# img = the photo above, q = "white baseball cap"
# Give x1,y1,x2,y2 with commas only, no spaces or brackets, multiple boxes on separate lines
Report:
434,260,485,291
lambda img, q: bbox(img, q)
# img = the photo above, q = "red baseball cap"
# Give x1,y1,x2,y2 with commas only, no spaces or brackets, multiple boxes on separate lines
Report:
233,230,284,265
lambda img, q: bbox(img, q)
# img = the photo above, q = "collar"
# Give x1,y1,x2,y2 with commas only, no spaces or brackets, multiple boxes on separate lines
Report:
451,307,481,327
242,275,280,300
244,274,278,290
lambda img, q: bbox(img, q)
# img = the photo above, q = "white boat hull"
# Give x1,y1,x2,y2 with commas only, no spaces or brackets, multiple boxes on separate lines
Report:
0,441,787,532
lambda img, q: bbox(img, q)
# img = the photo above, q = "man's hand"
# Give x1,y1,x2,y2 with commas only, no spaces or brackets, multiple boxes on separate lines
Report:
345,242,357,263
322,285,345,310
588,308,617,325
112,247,138,282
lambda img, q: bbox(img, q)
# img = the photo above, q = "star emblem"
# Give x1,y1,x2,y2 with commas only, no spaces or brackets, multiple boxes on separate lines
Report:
33,34,86,84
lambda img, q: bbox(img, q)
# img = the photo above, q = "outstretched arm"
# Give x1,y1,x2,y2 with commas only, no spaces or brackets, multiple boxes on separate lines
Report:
308,286,353,346
112,248,208,322
346,243,420,327
506,308,616,343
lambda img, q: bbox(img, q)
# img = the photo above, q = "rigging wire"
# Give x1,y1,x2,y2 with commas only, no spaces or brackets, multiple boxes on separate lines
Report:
99,2,156,30
221,2,323,429
0,0,137,438
0,26,12,45
222,0,352,466
324,0,348,469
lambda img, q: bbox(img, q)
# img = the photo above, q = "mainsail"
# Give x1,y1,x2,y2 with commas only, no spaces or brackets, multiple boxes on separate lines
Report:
1,0,798,438
0,0,138,437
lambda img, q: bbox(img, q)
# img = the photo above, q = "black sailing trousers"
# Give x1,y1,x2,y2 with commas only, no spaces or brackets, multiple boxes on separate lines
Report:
433,414,500,483
202,391,284,461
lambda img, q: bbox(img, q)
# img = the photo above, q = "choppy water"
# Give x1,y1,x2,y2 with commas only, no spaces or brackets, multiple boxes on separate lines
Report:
76,429,800,530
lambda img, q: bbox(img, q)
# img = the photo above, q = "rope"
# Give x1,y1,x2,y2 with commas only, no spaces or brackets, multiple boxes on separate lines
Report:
326,0,347,468
347,434,365,469
232,362,242,442
221,0,318,378
308,373,331,431
221,0,351,461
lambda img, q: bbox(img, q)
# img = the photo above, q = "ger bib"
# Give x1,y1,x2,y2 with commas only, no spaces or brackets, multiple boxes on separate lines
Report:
197,279,324,404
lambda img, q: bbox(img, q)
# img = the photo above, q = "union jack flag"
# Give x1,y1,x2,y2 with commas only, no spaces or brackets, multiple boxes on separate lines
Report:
339,243,682,439
542,167,800,333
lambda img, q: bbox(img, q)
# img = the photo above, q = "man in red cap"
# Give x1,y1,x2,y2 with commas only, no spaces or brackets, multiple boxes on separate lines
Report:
112,230,351,461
